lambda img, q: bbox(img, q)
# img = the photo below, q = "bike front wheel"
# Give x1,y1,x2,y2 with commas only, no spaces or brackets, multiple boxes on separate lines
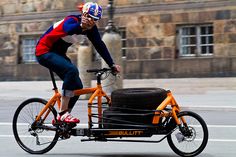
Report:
167,111,208,157
12,98,59,154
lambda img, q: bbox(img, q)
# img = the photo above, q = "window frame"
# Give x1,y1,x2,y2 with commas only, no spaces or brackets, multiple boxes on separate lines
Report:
178,24,214,57
119,27,127,58
19,34,41,64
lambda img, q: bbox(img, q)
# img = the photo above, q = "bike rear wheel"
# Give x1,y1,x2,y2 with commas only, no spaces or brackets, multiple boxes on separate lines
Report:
12,98,59,154
167,111,208,157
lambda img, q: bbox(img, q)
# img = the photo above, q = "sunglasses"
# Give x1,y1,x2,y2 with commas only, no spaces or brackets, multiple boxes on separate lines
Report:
83,13,99,21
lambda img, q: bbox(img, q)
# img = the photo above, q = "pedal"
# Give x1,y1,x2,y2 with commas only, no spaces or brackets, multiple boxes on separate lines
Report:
67,123,77,129
58,123,77,139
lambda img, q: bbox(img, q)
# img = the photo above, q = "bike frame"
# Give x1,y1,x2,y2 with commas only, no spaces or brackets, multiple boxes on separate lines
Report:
152,91,184,125
35,70,111,128
35,70,184,130
13,69,208,157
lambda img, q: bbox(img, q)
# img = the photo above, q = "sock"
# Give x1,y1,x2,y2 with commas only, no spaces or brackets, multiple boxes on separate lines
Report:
59,110,68,116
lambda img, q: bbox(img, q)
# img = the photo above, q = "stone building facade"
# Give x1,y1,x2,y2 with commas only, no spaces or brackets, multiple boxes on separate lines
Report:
0,0,236,80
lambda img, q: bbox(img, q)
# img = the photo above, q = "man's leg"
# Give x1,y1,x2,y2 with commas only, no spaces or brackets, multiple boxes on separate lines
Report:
37,52,82,123
68,96,80,113
60,96,70,113
58,94,79,123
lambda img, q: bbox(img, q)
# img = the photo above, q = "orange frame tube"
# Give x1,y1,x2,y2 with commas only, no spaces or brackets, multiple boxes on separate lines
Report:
35,85,111,125
152,91,181,125
35,91,61,122
36,86,183,128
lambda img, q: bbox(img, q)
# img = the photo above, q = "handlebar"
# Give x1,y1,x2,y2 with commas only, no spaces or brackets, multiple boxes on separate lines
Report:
87,68,117,76
87,68,111,73
87,68,117,84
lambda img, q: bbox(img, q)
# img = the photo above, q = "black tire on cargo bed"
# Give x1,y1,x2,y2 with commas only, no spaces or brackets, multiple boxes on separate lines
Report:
111,88,168,110
103,108,154,129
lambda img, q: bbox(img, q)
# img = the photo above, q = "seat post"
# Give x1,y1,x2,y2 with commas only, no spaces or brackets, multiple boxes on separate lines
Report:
49,70,58,90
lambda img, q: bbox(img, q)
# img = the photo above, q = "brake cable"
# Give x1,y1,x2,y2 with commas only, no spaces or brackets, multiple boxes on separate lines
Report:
101,71,119,88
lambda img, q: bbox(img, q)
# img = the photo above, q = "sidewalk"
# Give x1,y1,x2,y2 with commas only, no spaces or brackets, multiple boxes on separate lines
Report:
0,77,236,111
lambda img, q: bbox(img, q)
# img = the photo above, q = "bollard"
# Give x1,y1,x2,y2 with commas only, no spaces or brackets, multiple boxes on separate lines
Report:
77,38,92,99
102,32,123,95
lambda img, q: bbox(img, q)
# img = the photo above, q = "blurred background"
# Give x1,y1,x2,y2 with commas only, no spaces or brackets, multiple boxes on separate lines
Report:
1,0,236,81
0,1,236,156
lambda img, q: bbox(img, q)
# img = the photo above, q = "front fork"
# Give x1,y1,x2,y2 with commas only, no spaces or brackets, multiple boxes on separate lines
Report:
172,108,191,137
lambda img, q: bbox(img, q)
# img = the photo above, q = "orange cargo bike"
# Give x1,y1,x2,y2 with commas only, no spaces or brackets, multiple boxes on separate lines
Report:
12,68,208,157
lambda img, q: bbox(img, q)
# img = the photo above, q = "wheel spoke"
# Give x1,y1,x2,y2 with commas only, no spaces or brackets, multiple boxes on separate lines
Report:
13,98,58,154
167,111,208,156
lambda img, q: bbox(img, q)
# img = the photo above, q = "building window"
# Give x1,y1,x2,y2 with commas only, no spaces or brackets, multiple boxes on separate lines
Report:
20,36,39,63
178,25,213,57
119,27,127,57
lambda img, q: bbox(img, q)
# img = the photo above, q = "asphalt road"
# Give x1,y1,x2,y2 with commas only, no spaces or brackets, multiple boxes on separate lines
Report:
0,78,236,156
0,100,236,157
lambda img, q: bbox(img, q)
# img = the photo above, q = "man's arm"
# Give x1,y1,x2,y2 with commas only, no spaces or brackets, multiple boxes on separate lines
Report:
87,25,114,67
63,17,83,35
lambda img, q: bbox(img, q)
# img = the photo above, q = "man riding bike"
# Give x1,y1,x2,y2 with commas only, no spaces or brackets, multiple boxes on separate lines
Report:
35,2,120,124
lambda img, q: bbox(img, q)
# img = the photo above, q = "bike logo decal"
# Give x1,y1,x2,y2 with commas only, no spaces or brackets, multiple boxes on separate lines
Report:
105,130,144,136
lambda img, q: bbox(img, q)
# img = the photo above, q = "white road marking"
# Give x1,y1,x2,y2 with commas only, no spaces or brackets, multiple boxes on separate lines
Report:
0,135,235,142
0,135,54,138
207,125,236,128
208,139,236,142
1,123,236,142
181,106,236,111
182,105,236,109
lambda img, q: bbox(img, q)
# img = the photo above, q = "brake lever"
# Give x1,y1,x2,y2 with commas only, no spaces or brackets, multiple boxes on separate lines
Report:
111,71,121,78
